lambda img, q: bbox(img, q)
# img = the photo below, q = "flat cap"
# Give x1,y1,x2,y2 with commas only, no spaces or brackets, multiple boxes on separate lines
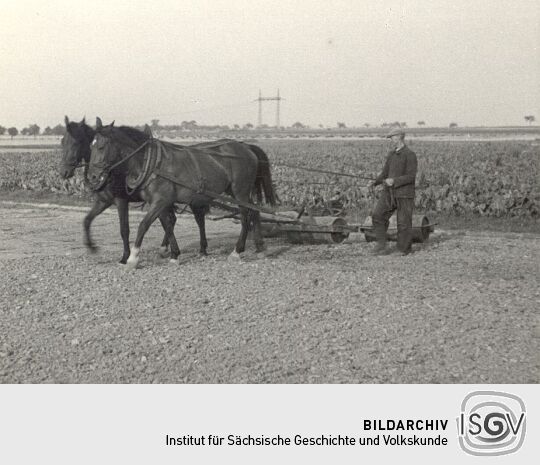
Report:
386,127,405,138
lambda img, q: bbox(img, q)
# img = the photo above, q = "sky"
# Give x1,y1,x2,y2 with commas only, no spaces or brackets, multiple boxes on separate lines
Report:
1,0,539,129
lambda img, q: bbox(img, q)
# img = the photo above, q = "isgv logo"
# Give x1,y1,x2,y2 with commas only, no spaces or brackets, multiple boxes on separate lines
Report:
457,390,526,456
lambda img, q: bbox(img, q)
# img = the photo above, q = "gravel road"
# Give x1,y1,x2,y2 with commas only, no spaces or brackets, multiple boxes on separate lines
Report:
0,202,538,383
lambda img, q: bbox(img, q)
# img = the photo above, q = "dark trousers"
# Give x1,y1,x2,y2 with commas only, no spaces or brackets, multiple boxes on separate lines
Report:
372,191,414,252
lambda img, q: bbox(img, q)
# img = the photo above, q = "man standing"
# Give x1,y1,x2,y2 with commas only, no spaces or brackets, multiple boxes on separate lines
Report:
369,127,417,255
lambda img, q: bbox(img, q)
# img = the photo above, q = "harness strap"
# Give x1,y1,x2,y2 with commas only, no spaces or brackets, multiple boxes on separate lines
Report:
153,169,279,216
106,139,150,174
126,141,158,195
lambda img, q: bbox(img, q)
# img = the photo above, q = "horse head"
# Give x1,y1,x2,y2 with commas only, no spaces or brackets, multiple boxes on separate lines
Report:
86,117,120,190
59,116,95,179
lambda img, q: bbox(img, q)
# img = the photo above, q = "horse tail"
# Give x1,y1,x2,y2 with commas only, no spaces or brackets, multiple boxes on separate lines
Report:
248,144,277,206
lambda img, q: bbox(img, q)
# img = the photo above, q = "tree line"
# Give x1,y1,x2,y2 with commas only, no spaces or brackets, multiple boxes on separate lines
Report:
0,123,66,138
1,115,536,139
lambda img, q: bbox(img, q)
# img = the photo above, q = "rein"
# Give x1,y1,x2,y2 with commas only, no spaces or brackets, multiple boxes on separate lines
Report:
272,161,376,181
107,139,151,173
91,139,150,191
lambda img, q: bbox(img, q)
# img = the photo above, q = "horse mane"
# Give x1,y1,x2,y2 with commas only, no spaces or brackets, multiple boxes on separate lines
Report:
67,120,94,142
100,125,150,148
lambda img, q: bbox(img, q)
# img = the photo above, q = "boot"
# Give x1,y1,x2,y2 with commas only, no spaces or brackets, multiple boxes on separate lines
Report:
371,243,390,255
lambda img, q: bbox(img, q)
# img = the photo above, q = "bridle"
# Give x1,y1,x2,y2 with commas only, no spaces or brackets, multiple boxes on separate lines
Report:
62,134,91,178
89,133,151,191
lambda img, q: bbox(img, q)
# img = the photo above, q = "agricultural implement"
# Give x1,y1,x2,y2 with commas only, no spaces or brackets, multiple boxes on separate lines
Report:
255,161,437,244
214,209,436,245
212,209,358,244
205,159,437,245
359,214,436,243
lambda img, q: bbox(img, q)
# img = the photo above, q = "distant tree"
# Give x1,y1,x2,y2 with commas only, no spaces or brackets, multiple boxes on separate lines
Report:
364,123,370,128
0,125,5,135
43,126,53,135
150,119,160,129
180,120,198,130
21,127,30,136
52,124,66,136
449,122,458,129
400,122,407,128
292,122,305,129
28,124,40,137
8,127,18,139
233,124,240,130
417,121,426,127
319,124,324,129
524,115,536,125
244,123,253,130
337,122,347,129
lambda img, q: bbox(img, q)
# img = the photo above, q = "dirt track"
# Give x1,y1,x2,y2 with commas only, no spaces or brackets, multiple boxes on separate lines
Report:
0,202,539,383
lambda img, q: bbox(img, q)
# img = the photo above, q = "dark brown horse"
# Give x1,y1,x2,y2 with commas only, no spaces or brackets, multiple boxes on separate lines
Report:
59,117,275,263
59,116,178,263
87,118,275,268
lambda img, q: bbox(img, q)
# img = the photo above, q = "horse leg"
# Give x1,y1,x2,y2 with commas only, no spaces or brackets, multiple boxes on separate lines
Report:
158,210,180,263
115,198,130,264
250,209,266,254
159,206,176,257
127,201,168,269
192,205,208,256
83,197,113,253
229,206,250,261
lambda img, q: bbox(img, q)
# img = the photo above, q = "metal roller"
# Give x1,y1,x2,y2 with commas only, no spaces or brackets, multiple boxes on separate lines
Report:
360,214,435,243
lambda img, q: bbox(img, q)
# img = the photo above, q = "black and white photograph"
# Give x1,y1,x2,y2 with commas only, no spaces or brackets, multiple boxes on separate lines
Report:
0,0,538,462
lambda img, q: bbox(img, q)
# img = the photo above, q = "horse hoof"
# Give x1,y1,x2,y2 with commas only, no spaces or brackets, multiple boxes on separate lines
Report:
126,256,139,269
86,244,98,254
169,258,179,265
158,246,169,258
227,251,242,263
119,258,128,265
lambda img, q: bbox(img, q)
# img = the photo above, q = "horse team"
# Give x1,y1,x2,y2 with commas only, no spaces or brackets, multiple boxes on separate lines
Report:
59,117,277,268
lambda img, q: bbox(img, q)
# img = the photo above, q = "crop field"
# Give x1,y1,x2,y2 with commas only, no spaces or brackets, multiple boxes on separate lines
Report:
0,138,539,219
0,138,539,383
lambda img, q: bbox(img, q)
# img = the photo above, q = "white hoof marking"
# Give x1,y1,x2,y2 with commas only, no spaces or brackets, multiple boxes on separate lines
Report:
126,247,140,269
169,258,179,265
158,246,169,257
227,250,241,263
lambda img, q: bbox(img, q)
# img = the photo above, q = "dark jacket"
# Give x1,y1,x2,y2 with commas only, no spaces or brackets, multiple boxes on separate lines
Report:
374,145,417,198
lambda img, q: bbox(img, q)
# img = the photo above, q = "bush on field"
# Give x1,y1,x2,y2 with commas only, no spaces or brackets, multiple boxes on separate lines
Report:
257,140,539,218
0,150,88,196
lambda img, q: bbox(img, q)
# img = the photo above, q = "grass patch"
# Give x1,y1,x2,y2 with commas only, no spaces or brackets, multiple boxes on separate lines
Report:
0,189,92,208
